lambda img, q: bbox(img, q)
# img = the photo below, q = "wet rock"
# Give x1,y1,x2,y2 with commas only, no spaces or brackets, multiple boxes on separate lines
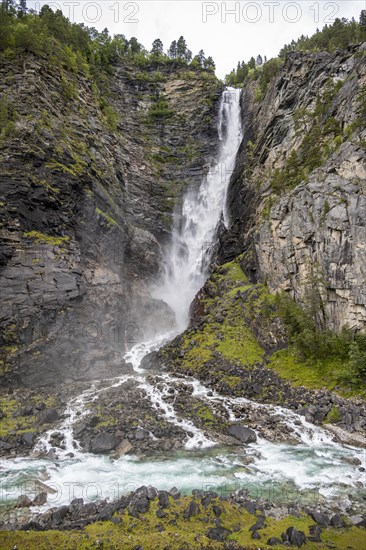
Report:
201,492,218,508
140,351,159,370
169,487,181,500
90,432,120,453
69,498,84,515
114,439,133,456
36,408,60,425
147,486,158,501
51,505,69,525
32,492,47,506
341,456,362,466
135,428,146,440
97,505,115,521
249,515,265,532
212,505,223,517
17,495,32,508
128,496,150,517
227,424,257,443
21,432,36,446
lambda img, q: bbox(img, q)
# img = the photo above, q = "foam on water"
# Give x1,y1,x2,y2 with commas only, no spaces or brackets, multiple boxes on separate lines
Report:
1,89,365,513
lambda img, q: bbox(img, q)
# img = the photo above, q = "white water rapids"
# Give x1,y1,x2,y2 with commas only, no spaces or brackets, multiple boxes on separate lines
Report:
1,89,365,515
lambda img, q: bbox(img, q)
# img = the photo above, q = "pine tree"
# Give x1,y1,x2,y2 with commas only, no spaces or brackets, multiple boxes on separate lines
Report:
128,36,141,55
197,49,205,66
168,40,177,59
256,54,263,66
176,35,187,59
151,38,163,56
204,56,215,71
248,56,256,69
17,0,26,17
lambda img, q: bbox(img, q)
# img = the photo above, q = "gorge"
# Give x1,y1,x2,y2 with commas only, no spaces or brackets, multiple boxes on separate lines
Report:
0,7,366,549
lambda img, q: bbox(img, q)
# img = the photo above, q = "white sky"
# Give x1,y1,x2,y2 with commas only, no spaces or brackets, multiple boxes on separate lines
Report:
29,1,366,78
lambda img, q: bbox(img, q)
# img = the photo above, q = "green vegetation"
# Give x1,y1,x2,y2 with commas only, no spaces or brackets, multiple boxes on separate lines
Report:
95,207,117,226
266,293,366,396
146,97,176,122
30,176,59,194
226,12,365,91
0,496,364,549
23,230,70,247
269,78,348,194
325,405,341,424
162,254,365,399
0,2,216,77
0,398,36,436
225,55,284,91
0,393,57,437
0,94,18,138
162,257,265,375
279,12,366,56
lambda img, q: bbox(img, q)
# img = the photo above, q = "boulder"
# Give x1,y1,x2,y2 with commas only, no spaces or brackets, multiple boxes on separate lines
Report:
32,492,47,506
267,537,282,545
183,501,200,518
331,514,345,528
36,408,60,425
207,527,232,541
227,424,257,443
309,511,330,526
286,526,307,546
17,494,32,508
158,490,170,509
90,432,120,453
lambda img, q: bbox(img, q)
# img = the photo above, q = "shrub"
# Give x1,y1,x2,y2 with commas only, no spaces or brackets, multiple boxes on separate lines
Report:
325,406,341,424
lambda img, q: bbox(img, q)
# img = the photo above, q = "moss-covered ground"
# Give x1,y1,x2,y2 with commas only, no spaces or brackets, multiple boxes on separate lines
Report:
0,392,58,438
0,495,364,549
161,256,366,401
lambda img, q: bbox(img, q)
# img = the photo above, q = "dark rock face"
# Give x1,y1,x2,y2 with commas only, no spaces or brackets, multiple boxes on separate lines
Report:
220,45,366,332
227,424,257,443
0,54,222,387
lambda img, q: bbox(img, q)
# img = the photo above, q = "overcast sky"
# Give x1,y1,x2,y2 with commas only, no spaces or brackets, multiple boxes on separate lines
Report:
29,1,365,78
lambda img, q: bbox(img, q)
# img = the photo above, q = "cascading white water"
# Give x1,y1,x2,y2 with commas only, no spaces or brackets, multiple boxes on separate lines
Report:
153,88,242,329
1,88,365,516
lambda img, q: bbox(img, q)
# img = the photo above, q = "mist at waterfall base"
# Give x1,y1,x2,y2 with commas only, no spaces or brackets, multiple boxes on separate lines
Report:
1,89,365,514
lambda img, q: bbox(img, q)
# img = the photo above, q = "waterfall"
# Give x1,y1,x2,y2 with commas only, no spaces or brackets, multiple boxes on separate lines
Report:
152,88,242,330
1,87,364,518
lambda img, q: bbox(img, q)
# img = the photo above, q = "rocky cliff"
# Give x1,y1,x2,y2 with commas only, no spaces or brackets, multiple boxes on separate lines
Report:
154,44,366,428
221,44,366,332
0,54,222,386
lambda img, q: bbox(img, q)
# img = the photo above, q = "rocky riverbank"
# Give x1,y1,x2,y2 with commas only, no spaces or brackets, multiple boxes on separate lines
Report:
1,485,365,549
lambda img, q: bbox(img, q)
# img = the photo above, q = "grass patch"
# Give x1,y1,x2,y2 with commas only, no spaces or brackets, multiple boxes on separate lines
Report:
23,231,70,247
267,349,366,399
